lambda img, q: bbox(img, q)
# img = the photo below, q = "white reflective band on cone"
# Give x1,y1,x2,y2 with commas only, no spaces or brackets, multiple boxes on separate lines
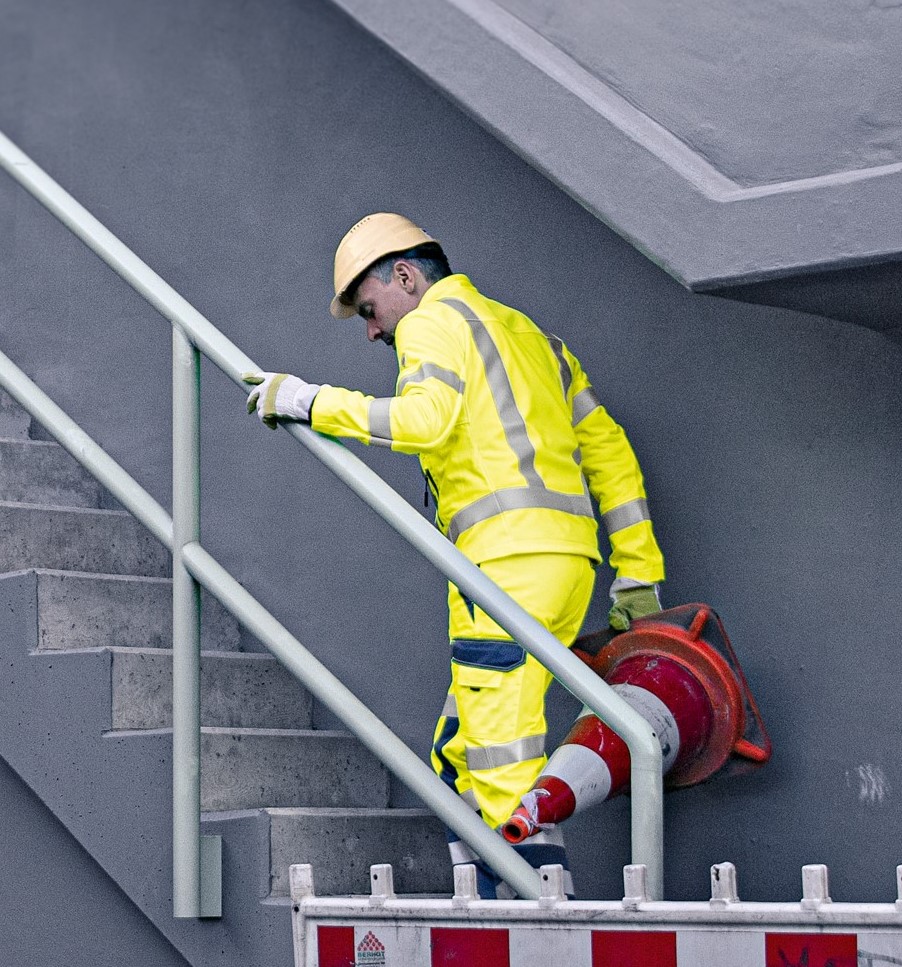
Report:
614,683,681,773
543,742,614,807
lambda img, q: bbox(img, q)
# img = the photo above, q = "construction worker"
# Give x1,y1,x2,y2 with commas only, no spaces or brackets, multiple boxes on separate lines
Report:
243,213,665,898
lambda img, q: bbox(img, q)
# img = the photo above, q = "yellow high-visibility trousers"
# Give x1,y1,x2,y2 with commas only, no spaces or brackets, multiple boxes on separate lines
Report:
431,553,596,832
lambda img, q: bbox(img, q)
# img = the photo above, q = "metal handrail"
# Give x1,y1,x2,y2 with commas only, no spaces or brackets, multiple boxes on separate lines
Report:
0,129,665,909
0,345,545,907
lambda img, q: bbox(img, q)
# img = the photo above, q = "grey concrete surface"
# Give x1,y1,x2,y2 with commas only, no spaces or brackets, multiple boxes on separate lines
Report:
0,387,32,440
0,568,448,967
0,570,292,967
0,437,103,506
495,0,902,186
110,648,314,730
268,807,452,897
0,755,190,967
197,727,389,811
0,501,171,576
0,0,899,945
716,261,902,340
35,569,240,651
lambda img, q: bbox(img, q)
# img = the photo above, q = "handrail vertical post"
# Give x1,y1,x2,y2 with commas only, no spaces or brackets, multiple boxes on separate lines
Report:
172,326,220,917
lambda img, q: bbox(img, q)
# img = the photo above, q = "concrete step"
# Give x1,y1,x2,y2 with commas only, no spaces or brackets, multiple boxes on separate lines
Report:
266,807,451,897
0,439,104,508
33,569,239,652
178,727,390,811
0,501,170,577
0,389,32,441
110,648,313,730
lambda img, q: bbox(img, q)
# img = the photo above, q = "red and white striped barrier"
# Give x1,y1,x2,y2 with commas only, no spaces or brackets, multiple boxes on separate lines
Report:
290,862,902,967
313,922,894,967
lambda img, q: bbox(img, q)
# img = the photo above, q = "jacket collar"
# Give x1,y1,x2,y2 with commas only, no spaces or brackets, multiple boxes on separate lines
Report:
416,274,476,307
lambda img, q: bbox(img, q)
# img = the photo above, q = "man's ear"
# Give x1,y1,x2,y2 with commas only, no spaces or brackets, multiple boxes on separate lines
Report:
393,259,416,293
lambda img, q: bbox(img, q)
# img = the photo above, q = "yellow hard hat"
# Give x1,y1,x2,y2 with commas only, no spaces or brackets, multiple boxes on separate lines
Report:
330,212,437,318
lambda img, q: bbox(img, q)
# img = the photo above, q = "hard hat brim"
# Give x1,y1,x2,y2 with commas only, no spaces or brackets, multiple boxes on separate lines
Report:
330,293,357,319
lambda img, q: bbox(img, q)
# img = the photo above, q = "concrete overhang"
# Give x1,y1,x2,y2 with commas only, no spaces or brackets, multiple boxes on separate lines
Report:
326,0,902,338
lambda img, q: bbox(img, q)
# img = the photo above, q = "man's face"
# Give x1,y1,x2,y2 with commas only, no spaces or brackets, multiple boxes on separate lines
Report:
353,264,420,347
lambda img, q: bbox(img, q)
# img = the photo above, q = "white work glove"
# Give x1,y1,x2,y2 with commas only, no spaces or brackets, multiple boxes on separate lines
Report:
242,371,322,429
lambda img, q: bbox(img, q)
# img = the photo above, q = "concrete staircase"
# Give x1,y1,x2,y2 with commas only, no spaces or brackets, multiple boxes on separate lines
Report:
0,390,450,967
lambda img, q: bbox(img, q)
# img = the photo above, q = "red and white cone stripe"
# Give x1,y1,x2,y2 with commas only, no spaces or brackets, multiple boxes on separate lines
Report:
503,681,682,842
543,684,680,807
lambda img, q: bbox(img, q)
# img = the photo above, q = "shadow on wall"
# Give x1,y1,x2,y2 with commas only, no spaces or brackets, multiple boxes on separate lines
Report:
713,258,902,343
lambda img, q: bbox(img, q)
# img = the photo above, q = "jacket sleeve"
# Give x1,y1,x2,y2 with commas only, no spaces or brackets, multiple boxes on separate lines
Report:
565,343,666,584
310,310,466,454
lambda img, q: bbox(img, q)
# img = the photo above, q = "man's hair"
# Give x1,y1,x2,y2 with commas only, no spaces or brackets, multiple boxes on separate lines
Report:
364,242,452,289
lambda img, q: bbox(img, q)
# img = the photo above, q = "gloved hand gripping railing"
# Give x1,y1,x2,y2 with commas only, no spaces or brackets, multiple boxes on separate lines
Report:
0,128,665,912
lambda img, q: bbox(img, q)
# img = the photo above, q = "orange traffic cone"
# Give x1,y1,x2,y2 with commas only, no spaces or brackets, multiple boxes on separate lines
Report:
502,604,771,844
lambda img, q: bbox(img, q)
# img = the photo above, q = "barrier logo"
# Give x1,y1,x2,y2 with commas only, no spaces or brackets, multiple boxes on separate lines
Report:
356,930,386,966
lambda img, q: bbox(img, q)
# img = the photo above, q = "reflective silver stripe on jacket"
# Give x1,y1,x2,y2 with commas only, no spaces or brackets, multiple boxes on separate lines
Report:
441,298,543,488
371,365,463,446
603,497,650,535
441,692,458,718
544,333,572,399
397,362,465,396
447,485,594,544
440,298,594,541
465,733,546,772
572,386,601,425
368,397,393,447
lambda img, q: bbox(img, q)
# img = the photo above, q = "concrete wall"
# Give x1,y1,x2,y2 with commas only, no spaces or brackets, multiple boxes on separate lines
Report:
0,758,188,966
0,0,900,929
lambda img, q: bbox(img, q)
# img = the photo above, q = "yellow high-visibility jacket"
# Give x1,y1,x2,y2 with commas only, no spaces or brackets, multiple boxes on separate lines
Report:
311,275,664,581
